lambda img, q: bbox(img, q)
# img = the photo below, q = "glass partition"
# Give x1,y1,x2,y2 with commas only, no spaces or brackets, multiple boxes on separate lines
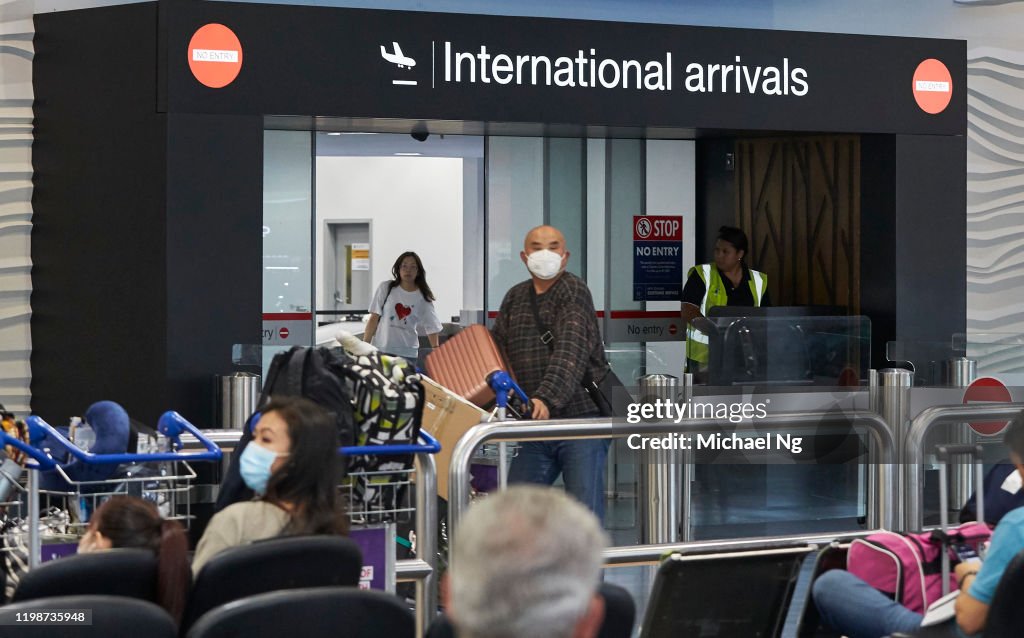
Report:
263,130,313,315
884,334,1024,385
956,333,1024,384
262,130,314,376
690,314,872,387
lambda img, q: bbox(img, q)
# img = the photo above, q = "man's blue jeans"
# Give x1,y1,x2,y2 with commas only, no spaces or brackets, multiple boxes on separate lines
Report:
507,439,611,523
813,569,927,638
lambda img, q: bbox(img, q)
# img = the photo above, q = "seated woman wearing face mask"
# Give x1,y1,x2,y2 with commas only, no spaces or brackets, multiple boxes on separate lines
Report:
191,396,348,576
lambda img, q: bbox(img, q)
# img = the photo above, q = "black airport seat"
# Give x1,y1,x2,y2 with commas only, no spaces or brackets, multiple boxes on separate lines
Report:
185,587,413,638
1,595,176,637
640,546,815,638
596,581,637,638
11,548,158,603
181,535,363,632
425,581,636,638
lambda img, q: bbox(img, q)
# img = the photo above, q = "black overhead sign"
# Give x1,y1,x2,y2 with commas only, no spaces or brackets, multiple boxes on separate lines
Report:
159,1,966,135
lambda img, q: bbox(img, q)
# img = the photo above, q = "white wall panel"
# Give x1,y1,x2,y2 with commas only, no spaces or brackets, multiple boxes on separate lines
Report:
965,44,1024,374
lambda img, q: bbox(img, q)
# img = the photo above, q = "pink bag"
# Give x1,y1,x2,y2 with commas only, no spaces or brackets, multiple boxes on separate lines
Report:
847,522,991,613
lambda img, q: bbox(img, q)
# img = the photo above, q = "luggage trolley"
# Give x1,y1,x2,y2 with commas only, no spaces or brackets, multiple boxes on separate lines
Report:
485,371,529,489
339,429,441,633
2,411,222,569
341,430,442,526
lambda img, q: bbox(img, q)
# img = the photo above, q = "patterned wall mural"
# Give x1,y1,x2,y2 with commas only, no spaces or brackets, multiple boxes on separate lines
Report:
0,5,32,413
736,136,861,313
965,45,1024,373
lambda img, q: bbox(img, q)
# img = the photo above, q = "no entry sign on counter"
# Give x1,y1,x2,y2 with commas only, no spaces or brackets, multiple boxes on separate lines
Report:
963,376,1012,436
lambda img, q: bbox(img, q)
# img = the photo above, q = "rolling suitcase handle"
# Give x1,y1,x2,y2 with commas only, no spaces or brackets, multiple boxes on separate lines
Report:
936,443,986,596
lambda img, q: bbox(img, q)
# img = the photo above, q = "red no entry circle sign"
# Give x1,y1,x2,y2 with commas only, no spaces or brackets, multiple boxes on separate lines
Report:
963,376,1012,436
188,24,243,89
912,58,952,115
279,327,290,339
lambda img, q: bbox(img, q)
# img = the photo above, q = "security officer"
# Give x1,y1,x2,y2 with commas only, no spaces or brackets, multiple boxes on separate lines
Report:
680,225,769,378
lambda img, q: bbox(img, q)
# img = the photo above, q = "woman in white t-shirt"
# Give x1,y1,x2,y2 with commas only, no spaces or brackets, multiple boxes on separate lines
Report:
363,251,443,364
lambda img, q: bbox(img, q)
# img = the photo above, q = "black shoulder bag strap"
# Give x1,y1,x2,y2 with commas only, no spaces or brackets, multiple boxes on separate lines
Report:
528,286,555,351
528,287,598,386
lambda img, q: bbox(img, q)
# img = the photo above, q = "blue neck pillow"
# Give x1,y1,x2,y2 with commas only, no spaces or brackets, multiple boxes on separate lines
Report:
39,401,131,491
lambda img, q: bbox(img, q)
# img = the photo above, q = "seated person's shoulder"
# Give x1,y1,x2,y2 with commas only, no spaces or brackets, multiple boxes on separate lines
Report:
997,506,1024,532
216,500,288,524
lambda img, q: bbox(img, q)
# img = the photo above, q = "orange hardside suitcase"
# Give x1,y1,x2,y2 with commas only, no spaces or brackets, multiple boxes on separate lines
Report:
424,324,510,407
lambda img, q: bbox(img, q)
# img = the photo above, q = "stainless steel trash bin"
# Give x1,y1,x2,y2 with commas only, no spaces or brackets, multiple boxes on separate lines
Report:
215,372,261,429
945,357,977,388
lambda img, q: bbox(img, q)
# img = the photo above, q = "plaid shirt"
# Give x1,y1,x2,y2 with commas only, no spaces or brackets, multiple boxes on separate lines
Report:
491,271,603,418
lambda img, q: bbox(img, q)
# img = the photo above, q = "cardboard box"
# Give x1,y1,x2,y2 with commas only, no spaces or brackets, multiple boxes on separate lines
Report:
419,375,489,498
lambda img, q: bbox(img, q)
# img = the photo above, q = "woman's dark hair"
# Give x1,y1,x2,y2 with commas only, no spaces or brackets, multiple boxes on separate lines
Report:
1004,411,1024,460
717,226,749,257
261,396,348,537
91,496,190,624
388,251,436,302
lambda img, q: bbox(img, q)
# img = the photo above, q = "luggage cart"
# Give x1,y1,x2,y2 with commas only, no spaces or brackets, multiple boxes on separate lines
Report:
3,411,222,568
340,429,441,635
485,371,529,489
341,430,441,527
0,430,62,576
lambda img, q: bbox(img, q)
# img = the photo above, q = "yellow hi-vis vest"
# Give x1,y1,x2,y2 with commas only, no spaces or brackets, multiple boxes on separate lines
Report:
685,264,767,364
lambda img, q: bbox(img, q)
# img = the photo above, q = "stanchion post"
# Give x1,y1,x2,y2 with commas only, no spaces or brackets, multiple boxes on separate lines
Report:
679,373,694,541
414,452,438,638
638,374,680,545
879,368,912,530
28,468,39,569
868,369,879,414
947,357,977,517
865,369,879,528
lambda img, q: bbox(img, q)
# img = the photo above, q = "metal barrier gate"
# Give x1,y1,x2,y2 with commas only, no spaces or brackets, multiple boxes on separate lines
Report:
903,402,1024,531
447,411,897,559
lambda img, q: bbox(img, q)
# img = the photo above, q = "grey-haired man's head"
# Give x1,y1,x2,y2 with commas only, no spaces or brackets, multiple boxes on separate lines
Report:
449,486,608,638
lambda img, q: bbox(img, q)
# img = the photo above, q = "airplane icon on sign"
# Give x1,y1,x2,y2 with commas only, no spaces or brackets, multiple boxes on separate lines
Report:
380,42,416,68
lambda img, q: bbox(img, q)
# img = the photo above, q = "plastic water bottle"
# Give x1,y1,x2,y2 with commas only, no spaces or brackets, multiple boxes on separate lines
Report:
71,417,95,452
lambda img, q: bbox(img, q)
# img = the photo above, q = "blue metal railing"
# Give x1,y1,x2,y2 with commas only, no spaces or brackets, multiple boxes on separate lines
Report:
25,411,223,464
243,410,441,457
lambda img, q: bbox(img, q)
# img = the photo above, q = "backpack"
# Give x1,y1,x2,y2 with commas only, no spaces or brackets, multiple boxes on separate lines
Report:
215,346,356,511
261,346,357,448
846,522,991,613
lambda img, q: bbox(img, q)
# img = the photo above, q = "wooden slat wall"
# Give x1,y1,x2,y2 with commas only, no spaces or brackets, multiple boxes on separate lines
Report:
736,136,861,313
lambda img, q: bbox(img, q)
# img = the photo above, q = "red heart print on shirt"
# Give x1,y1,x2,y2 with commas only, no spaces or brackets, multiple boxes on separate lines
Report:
395,303,412,320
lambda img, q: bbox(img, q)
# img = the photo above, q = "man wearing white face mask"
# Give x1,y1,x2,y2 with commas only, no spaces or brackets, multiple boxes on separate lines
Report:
492,225,611,522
